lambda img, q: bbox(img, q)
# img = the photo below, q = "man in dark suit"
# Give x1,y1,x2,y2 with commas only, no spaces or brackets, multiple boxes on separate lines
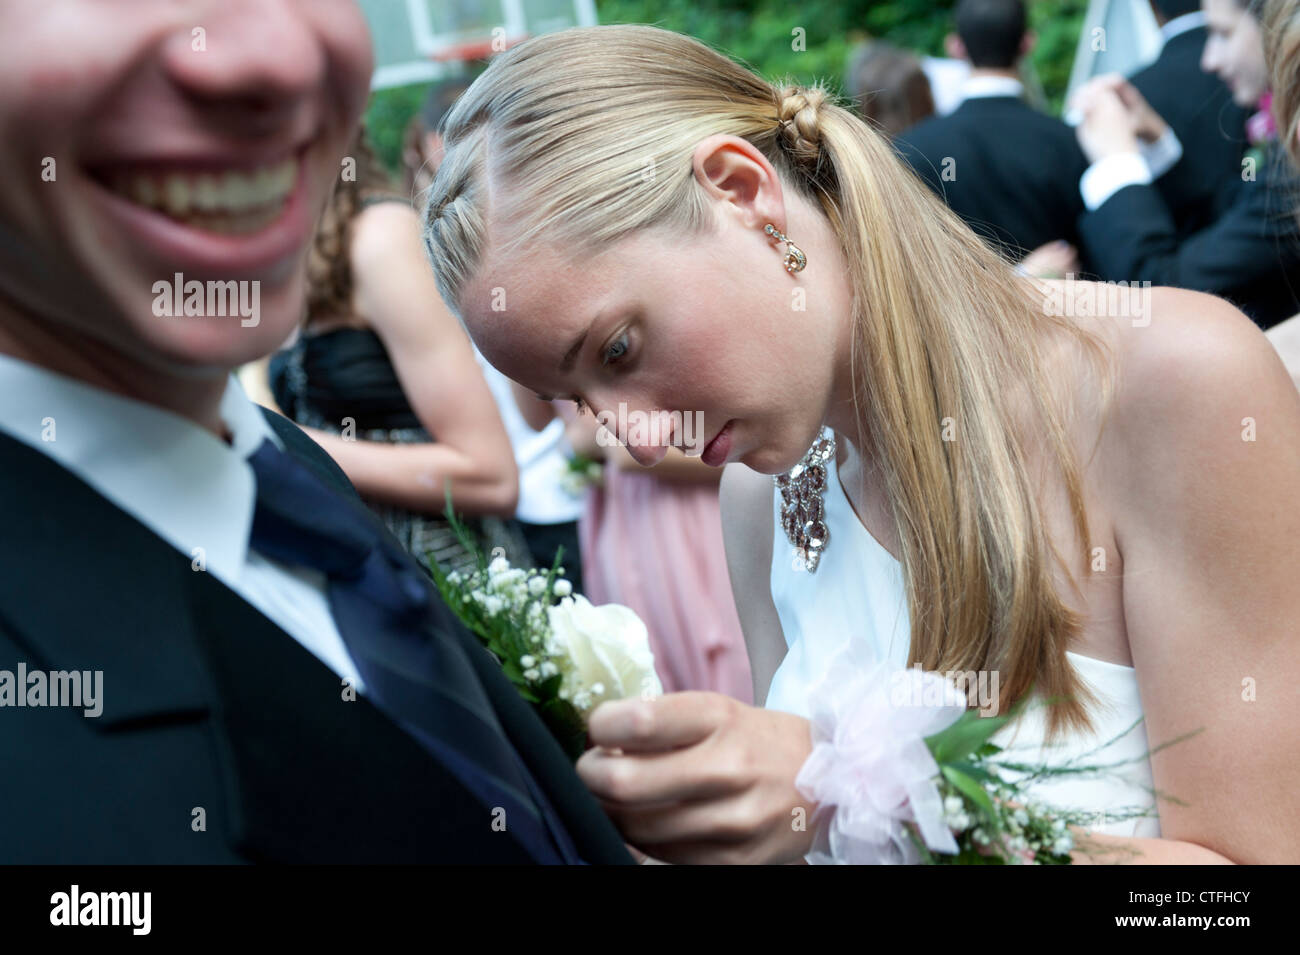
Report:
1070,2,1300,329
893,0,1090,265
0,1,632,864
1128,0,1250,236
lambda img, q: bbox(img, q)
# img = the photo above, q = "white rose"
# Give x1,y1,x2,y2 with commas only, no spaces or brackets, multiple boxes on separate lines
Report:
546,595,663,709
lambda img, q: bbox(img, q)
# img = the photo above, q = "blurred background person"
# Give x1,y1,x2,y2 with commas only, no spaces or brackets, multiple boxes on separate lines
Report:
403,77,471,203
270,125,529,574
1262,0,1300,386
1072,0,1300,328
472,356,591,593
845,39,935,138
1130,0,1251,235
893,0,1093,270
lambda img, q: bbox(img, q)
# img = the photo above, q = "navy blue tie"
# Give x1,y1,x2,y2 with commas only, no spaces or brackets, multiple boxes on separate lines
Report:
246,437,581,863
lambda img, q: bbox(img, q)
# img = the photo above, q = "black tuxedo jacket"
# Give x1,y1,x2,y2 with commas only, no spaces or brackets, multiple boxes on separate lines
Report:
0,408,634,864
1129,25,1250,237
1078,142,1300,329
894,96,1091,265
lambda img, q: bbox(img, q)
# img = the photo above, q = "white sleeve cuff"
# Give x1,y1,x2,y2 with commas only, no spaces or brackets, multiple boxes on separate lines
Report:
1080,152,1153,211
1139,126,1183,180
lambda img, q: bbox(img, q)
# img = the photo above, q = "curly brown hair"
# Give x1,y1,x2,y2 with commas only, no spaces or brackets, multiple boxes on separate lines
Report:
305,124,407,324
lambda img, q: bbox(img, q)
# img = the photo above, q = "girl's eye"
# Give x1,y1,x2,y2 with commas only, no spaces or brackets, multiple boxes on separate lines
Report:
602,332,630,366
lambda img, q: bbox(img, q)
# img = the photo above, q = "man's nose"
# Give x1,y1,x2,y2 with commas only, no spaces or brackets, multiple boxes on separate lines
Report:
162,0,337,128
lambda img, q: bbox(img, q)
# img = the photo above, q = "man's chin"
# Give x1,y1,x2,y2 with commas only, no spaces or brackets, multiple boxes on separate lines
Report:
112,315,297,380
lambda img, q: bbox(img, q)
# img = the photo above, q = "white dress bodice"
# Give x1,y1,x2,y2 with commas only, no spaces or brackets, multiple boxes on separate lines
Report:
766,440,1161,839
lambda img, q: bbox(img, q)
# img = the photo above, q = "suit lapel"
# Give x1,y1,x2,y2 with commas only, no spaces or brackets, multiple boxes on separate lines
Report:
262,406,633,863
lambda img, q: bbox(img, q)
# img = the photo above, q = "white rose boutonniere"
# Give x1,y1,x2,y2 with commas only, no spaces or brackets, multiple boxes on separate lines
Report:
428,495,663,761
547,595,663,711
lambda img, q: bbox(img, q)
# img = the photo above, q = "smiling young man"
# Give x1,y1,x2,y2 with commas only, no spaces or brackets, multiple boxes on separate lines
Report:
0,0,630,864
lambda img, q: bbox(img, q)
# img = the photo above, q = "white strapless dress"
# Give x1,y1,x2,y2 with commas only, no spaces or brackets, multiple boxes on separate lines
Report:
765,445,1161,839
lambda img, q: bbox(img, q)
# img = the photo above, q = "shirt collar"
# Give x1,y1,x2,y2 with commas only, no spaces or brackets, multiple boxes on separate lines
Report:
1161,11,1207,44
959,75,1025,102
0,352,281,584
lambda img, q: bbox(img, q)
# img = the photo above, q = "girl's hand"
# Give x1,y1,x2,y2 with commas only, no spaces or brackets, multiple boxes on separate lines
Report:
577,692,818,864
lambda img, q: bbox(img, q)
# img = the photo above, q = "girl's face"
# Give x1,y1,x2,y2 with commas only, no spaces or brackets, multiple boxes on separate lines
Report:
1202,0,1270,108
457,139,857,476
0,0,373,373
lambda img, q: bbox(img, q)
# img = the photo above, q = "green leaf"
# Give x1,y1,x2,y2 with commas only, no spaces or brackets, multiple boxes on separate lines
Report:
941,766,995,816
945,760,997,786
926,710,1012,764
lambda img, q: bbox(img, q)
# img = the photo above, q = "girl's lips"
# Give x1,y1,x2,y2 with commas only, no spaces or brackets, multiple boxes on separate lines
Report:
83,148,314,278
702,420,734,467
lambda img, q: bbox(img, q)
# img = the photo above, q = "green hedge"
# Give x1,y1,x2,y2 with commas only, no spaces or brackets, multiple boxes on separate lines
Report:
365,0,1087,172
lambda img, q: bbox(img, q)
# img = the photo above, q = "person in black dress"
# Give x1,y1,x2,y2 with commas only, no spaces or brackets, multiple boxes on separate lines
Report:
270,127,531,574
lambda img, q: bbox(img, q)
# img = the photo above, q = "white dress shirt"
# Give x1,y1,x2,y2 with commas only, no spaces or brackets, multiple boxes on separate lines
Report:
1161,10,1207,44
0,352,366,692
1079,127,1184,211
958,75,1025,102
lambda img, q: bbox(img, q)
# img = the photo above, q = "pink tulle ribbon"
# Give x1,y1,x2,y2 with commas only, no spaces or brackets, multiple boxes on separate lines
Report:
795,641,968,864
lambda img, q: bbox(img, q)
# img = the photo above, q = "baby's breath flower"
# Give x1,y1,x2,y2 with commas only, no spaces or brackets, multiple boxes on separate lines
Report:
520,655,536,669
553,579,573,597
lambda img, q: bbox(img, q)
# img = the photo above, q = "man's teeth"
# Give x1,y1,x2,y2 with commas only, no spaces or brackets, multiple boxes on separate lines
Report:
109,158,297,220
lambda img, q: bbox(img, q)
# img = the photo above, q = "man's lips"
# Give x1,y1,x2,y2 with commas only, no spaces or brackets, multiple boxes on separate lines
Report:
87,144,306,230
81,145,316,276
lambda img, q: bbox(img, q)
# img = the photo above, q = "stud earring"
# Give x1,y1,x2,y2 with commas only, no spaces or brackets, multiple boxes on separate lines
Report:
764,223,807,273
